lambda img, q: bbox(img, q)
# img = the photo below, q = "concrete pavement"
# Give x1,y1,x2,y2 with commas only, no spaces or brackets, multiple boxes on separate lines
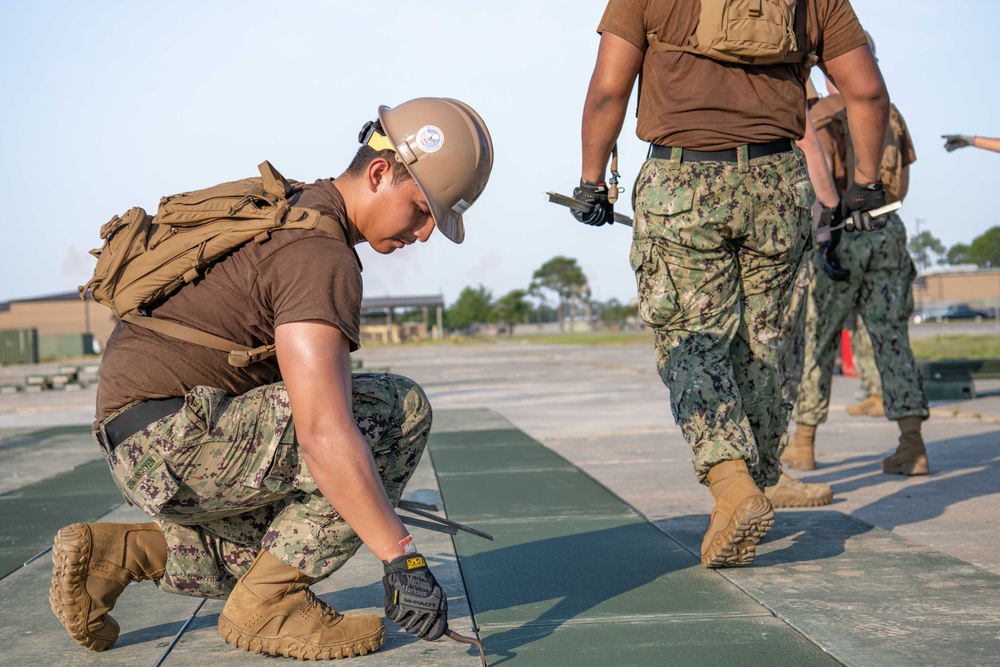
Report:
2,340,999,665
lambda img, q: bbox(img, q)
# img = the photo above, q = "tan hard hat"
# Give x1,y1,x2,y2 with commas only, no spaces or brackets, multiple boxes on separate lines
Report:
377,98,494,244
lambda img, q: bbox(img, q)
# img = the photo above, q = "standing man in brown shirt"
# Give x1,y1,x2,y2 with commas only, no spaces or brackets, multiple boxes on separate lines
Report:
572,0,890,568
49,98,494,660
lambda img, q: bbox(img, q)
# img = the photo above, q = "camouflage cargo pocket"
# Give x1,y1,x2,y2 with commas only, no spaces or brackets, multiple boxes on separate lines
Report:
790,177,814,211
630,238,680,328
115,445,181,516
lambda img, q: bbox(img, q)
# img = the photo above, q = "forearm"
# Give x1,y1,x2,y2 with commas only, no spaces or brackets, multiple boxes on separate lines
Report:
581,91,629,183
974,136,1000,154
301,430,409,562
845,93,889,184
823,45,889,184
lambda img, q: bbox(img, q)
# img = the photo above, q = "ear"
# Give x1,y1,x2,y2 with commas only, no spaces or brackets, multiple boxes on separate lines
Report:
366,157,394,193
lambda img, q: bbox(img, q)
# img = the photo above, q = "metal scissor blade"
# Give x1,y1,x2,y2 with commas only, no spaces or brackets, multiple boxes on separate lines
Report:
397,504,494,541
545,191,633,227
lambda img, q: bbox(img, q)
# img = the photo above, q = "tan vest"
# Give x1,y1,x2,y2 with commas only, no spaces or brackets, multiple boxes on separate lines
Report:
811,95,909,203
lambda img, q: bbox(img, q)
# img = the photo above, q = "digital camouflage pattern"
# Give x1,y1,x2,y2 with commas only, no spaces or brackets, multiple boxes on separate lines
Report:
631,148,812,488
793,213,928,425
851,316,883,398
99,372,431,599
778,255,813,408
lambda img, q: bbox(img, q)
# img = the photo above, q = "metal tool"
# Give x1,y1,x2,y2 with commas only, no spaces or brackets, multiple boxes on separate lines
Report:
397,500,494,541
815,200,902,235
445,629,488,667
545,191,634,227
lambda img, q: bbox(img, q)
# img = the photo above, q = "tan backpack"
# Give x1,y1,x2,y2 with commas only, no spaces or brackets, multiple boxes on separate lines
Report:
647,0,816,66
80,161,344,366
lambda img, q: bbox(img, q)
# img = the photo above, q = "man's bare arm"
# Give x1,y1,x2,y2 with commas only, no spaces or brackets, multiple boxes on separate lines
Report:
822,44,889,185
581,32,644,183
275,320,408,562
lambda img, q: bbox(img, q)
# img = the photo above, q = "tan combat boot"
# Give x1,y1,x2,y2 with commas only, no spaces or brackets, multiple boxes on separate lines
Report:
780,423,817,471
701,459,774,568
845,394,885,417
50,522,167,651
764,473,834,508
882,416,930,475
218,550,384,660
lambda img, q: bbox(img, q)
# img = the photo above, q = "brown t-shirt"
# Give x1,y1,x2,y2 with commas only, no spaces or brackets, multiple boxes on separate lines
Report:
96,180,363,423
598,0,868,150
811,95,916,203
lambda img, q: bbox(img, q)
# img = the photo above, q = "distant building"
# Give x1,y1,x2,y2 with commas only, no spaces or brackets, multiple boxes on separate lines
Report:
0,292,115,343
913,266,1000,310
0,291,446,354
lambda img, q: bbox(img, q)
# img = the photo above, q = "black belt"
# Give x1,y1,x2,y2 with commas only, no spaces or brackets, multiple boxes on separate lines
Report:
649,138,792,163
100,397,185,453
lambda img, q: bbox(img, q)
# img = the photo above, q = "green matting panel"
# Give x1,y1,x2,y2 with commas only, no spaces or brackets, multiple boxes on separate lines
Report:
0,458,124,580
428,409,836,666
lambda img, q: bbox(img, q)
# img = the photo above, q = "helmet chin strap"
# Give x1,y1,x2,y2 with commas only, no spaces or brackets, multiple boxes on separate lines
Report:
359,120,396,152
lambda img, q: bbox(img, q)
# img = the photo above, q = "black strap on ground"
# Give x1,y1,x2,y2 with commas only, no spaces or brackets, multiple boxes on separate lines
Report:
152,598,207,667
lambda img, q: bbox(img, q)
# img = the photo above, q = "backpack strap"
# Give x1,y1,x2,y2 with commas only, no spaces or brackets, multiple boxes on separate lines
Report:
121,314,275,368
258,160,293,199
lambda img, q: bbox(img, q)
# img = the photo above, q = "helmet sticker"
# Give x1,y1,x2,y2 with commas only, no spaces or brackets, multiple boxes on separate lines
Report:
452,199,471,215
416,125,444,153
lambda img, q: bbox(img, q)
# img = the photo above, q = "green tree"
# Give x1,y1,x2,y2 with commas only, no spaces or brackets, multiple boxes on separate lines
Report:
967,226,1000,268
529,256,590,331
446,285,493,331
599,298,638,328
908,230,946,270
946,242,972,266
493,289,531,335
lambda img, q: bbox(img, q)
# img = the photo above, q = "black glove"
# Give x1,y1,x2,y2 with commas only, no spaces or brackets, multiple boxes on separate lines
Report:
383,554,448,641
571,180,614,226
840,180,887,232
942,134,975,152
816,236,850,282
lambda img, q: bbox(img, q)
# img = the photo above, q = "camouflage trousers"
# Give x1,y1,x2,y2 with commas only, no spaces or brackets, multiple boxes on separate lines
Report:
793,214,928,425
778,254,813,408
98,373,431,599
631,147,812,487
851,316,883,397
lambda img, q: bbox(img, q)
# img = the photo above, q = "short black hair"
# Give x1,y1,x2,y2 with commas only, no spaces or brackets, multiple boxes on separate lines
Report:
346,120,412,184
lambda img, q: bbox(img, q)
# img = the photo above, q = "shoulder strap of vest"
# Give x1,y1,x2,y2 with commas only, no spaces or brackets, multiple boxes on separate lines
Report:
121,313,275,368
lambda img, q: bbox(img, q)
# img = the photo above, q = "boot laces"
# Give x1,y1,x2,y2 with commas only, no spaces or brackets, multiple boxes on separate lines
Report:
302,588,337,620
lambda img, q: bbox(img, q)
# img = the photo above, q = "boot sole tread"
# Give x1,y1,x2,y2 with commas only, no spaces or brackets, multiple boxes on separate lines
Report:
218,615,385,660
49,523,116,652
702,496,775,569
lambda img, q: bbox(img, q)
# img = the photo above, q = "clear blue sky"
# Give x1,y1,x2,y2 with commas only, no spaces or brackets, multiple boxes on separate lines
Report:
2,1,997,306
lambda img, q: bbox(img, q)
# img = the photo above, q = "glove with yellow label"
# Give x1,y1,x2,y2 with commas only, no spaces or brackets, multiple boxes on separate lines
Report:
382,554,448,641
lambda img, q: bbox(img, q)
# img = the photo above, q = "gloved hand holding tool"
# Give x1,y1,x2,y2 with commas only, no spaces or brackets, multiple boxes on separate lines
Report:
942,134,975,152
383,552,487,666
840,180,887,232
571,180,615,226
